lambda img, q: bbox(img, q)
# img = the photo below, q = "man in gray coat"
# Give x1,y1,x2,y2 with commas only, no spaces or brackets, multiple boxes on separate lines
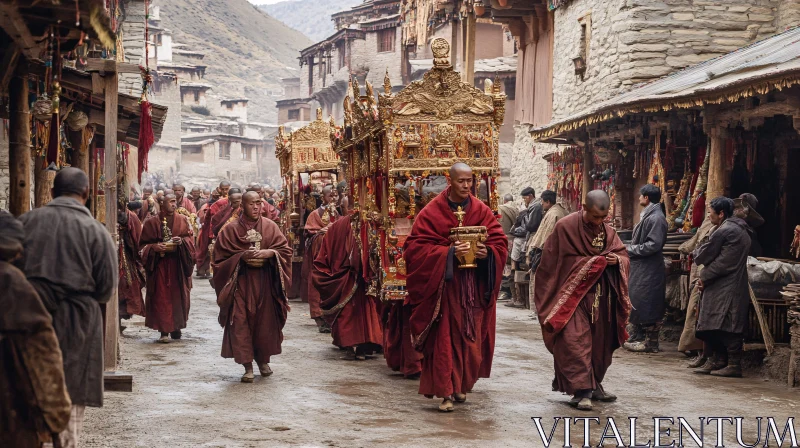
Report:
693,197,751,378
624,184,668,353
20,167,118,447
497,194,519,302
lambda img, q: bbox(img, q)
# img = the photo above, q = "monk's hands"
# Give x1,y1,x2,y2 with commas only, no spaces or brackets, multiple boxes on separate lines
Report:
475,242,488,259
605,254,619,265
245,249,275,260
453,241,471,257
153,243,168,253
171,236,182,245
319,224,331,235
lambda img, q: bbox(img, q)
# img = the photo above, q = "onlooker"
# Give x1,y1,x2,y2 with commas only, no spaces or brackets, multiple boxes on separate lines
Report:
19,168,118,448
0,211,72,447
497,194,518,302
692,197,751,378
526,190,567,315
624,184,668,353
508,187,542,309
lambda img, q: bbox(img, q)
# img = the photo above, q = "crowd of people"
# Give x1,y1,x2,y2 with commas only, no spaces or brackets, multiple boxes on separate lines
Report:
1,162,761,444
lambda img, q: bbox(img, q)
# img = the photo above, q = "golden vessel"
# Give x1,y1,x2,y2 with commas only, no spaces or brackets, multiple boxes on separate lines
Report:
449,226,487,269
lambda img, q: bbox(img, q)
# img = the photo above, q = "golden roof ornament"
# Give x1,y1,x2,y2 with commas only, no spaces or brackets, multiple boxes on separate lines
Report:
383,69,392,95
492,74,501,95
316,107,323,121
431,38,451,68
484,78,493,95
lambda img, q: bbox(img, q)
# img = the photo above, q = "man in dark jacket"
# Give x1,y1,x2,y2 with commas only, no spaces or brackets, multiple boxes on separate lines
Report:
508,187,542,309
19,167,118,447
624,185,668,353
693,197,751,378
498,194,519,302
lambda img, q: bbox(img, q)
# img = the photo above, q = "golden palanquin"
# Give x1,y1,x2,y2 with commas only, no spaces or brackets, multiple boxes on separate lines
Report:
333,38,506,301
275,109,340,264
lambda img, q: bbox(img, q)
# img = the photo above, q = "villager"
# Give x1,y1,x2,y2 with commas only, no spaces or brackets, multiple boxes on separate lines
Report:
533,190,631,411
623,184,668,353
692,197,751,378
19,167,117,447
404,163,507,412
497,193,518,302
212,192,292,382
527,190,567,315
0,211,71,448
508,187,542,309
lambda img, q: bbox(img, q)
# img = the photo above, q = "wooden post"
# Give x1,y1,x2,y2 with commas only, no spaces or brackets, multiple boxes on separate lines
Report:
103,72,120,373
450,19,459,67
706,127,726,203
70,128,90,174
34,156,54,207
581,146,593,206
9,75,31,216
462,12,476,85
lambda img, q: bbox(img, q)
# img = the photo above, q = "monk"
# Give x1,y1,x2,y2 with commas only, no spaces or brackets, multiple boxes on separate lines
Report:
189,187,203,212
211,190,243,239
404,163,507,412
533,190,631,411
118,202,146,324
195,190,220,279
173,184,197,214
304,185,339,332
383,301,423,378
313,209,383,359
141,194,196,343
213,192,292,382
138,186,159,222
246,183,280,221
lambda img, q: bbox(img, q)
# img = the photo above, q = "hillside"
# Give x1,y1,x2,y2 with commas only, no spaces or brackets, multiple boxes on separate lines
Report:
261,0,362,42
157,0,313,123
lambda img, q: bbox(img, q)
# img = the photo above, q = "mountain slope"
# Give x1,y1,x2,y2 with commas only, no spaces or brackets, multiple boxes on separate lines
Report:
261,0,362,42
158,0,313,122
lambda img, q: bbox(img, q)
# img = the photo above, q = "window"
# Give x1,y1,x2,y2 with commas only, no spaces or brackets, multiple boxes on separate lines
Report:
337,42,346,69
288,109,300,120
377,28,395,53
241,145,254,161
193,90,200,102
576,13,591,79
219,141,231,160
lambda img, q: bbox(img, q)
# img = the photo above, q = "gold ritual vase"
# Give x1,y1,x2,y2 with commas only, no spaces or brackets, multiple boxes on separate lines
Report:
448,206,487,269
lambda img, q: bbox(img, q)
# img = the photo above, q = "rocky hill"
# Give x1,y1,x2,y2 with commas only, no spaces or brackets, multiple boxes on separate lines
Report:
158,0,313,122
261,0,362,42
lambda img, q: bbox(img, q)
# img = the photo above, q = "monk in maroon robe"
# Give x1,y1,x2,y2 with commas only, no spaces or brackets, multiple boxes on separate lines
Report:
533,190,631,411
118,207,145,322
313,212,383,359
383,301,423,378
195,190,221,279
141,194,196,343
304,186,339,332
173,184,197,214
404,164,507,412
211,190,243,239
213,192,292,382
138,186,159,222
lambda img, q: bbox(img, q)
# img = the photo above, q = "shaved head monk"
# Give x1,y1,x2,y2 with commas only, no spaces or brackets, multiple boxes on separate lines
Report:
139,186,159,222
213,192,292,382
140,193,196,343
533,189,630,411
304,185,340,332
218,180,232,198
246,184,280,221
313,203,383,360
404,163,507,412
173,184,197,214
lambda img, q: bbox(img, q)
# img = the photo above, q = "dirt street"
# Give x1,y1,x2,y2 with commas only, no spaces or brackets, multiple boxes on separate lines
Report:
83,281,798,447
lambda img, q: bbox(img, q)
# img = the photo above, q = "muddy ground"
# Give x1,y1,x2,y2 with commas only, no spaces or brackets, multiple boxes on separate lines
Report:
83,281,799,447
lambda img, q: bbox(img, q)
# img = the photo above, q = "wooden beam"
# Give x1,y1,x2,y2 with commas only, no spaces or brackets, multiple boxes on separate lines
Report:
463,11,476,85
0,43,20,96
103,71,120,372
9,75,31,216
85,58,142,74
0,4,40,59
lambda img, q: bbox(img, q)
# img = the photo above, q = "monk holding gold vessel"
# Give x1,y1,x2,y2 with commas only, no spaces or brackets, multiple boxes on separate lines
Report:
404,163,507,412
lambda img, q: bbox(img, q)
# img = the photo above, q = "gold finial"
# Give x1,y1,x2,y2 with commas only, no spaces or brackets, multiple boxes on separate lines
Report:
329,115,335,127
352,76,360,96
383,69,392,95
431,38,451,68
316,107,323,121
493,74,501,95
484,78,493,95
454,205,466,227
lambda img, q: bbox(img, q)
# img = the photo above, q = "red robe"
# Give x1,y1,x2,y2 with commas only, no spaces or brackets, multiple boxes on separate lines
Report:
177,196,197,214
382,301,423,377
212,215,292,365
259,199,280,221
118,210,145,318
211,205,239,238
141,213,196,333
195,203,212,276
303,206,338,319
404,190,507,398
313,215,383,349
533,212,631,395
137,196,159,222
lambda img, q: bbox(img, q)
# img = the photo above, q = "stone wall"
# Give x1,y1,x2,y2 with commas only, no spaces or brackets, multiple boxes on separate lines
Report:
119,0,147,97
777,1,800,30
551,0,782,121
508,125,556,202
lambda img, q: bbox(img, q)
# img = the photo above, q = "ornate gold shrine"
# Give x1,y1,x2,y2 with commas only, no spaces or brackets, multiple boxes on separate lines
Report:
332,38,505,301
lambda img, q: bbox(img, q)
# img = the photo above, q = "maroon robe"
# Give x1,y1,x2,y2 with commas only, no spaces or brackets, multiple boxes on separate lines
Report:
313,215,383,349
195,203,211,276
212,215,292,365
118,210,145,318
533,212,631,395
141,213,195,333
382,301,423,377
259,199,280,221
137,196,158,222
177,196,197,214
404,190,507,398
303,206,338,319
211,205,239,238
